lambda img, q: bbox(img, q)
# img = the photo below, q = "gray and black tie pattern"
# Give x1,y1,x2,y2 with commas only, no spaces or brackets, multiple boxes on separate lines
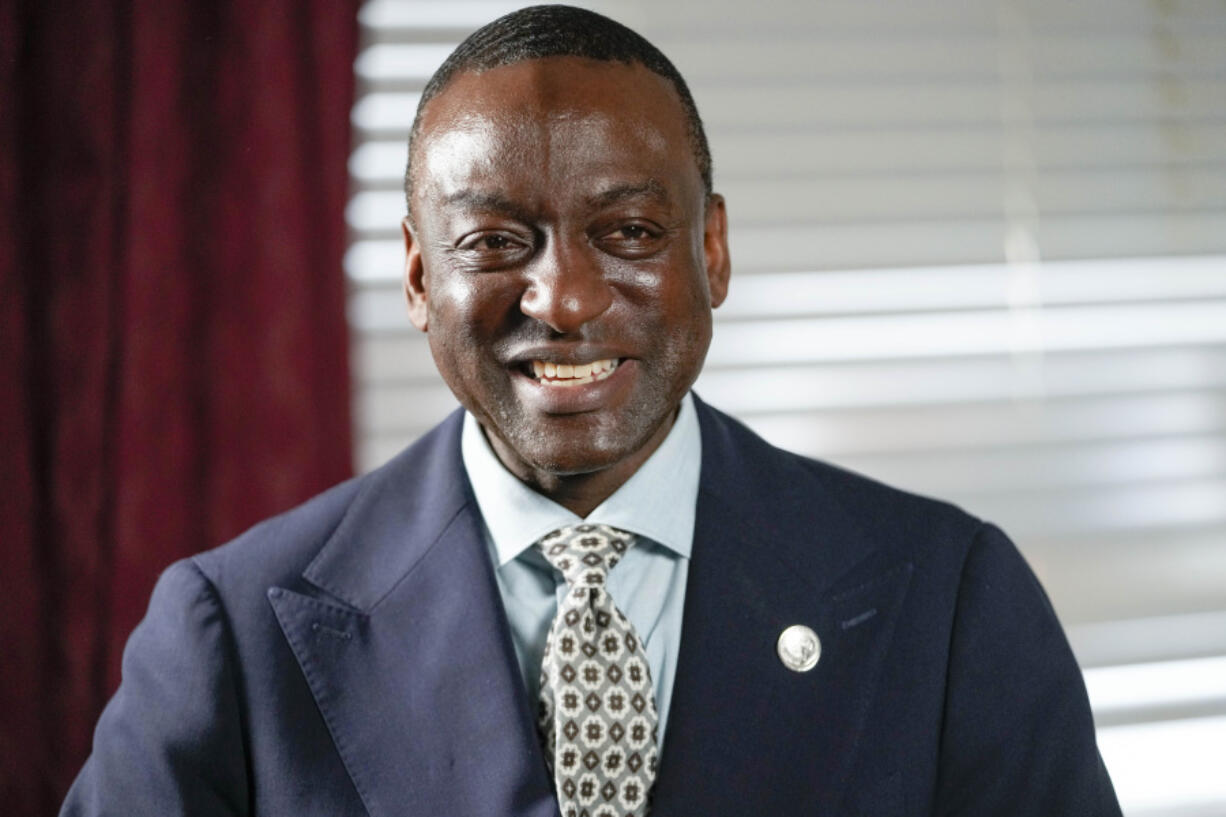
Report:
536,524,658,817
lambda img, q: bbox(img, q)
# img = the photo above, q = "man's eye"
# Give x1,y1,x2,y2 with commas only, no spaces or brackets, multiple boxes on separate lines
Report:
598,223,662,249
452,231,531,270
594,222,665,259
608,224,655,241
460,233,517,251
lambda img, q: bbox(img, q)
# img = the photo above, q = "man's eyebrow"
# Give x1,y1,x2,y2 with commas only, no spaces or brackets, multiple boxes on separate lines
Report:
586,180,671,210
442,189,524,216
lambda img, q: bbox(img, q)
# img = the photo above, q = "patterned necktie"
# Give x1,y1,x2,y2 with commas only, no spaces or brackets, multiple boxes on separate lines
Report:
536,524,659,817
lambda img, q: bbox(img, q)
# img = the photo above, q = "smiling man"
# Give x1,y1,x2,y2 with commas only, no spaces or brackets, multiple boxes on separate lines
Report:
63,6,1120,817
403,49,727,515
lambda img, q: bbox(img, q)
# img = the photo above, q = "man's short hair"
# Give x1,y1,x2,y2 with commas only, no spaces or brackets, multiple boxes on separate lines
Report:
404,4,713,218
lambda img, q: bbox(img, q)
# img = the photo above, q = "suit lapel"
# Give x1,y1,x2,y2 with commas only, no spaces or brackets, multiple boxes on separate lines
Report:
652,401,914,815
264,400,913,814
268,413,558,817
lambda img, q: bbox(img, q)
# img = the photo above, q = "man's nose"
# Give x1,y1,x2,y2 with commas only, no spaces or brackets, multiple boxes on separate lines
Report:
519,240,613,333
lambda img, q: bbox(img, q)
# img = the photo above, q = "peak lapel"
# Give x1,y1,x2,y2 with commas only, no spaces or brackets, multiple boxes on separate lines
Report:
651,401,914,815
269,414,558,817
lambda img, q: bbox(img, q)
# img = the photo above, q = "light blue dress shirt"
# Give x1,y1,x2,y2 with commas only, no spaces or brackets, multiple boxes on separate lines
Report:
460,392,700,749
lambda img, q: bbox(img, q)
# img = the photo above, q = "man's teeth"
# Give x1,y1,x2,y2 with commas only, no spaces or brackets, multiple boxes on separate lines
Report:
530,358,619,386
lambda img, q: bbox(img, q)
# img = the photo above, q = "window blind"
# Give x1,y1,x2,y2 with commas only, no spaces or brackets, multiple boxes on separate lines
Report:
345,4,1226,812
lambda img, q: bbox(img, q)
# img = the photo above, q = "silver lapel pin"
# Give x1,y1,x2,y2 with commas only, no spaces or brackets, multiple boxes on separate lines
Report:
777,624,821,672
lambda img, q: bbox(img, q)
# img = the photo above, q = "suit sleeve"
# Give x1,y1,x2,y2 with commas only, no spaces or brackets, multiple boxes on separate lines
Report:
933,523,1121,817
60,559,250,817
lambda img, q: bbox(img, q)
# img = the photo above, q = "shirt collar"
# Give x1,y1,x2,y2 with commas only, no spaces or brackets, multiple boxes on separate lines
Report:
461,393,701,567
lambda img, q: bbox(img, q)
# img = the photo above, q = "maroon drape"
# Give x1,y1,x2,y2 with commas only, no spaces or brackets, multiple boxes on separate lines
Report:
1,2,360,812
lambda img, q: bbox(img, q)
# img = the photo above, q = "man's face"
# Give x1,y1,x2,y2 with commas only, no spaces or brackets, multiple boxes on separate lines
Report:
404,57,729,486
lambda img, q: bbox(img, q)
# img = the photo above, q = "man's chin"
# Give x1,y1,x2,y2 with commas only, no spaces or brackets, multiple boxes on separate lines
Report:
508,436,637,479
486,409,669,482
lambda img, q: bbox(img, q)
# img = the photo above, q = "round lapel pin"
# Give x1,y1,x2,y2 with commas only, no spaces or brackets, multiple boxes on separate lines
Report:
777,624,821,672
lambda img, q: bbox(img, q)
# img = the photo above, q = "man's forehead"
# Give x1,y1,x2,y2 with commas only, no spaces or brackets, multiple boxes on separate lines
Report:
416,128,679,221
418,106,669,167
411,57,697,206
437,178,673,218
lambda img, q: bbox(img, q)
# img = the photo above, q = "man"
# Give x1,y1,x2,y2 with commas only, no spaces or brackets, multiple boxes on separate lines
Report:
63,6,1121,816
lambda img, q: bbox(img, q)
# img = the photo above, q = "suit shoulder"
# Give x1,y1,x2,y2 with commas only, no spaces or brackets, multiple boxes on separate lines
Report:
191,473,365,593
190,411,464,598
791,445,980,542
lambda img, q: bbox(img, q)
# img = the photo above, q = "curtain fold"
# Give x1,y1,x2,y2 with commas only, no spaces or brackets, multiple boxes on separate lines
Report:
1,2,360,812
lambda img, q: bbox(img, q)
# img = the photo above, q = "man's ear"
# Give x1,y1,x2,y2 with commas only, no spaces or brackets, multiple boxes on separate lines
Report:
402,216,429,331
703,193,731,309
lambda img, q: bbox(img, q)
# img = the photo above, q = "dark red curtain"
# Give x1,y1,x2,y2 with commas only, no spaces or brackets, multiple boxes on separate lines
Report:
1,1,360,812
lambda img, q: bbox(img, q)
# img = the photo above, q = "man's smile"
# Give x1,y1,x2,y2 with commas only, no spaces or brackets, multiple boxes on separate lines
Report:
510,355,638,415
527,357,621,386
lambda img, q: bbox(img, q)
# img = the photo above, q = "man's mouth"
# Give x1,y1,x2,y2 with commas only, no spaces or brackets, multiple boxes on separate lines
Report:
526,357,621,387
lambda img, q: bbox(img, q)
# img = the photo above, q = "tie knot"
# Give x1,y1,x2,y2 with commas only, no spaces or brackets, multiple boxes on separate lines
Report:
535,523,635,588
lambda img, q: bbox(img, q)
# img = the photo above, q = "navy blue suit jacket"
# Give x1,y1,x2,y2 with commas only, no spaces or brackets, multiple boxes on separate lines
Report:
63,398,1120,816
